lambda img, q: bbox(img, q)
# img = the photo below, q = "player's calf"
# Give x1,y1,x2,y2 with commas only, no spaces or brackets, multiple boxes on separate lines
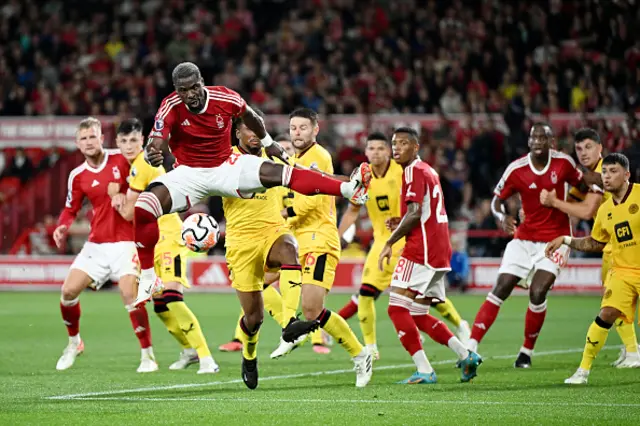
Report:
56,269,92,370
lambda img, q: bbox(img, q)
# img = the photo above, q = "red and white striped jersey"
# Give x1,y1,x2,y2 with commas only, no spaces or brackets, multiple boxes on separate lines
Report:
150,86,247,168
494,150,583,242
58,149,134,243
400,159,452,270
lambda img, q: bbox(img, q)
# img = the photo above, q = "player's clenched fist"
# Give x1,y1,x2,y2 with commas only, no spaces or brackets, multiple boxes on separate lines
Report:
144,145,163,167
53,225,68,249
501,216,517,235
545,236,565,259
539,188,557,207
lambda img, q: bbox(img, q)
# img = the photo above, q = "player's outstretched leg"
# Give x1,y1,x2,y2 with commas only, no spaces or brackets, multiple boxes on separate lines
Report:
468,273,519,353
56,270,92,370
412,298,481,382
434,298,471,345
357,285,382,359
612,319,640,368
337,294,359,320
236,291,264,390
516,271,554,368
153,295,200,368
134,185,172,307
565,309,619,385
388,291,437,384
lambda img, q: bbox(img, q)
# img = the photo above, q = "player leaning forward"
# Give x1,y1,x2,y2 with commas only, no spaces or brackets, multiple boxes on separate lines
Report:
546,153,640,384
468,123,596,368
379,127,482,384
133,62,371,306
54,117,157,372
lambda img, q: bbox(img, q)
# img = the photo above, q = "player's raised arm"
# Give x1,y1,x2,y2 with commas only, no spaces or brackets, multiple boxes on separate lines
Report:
240,105,290,163
146,101,175,167
540,189,602,220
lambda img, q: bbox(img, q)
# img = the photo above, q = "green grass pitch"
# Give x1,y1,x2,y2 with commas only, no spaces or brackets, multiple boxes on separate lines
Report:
2,292,639,425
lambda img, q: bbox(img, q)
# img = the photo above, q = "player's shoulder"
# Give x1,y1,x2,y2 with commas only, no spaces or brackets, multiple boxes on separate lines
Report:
629,184,640,203
68,162,88,185
389,160,404,178
155,92,183,121
550,149,577,168
105,149,129,166
206,86,245,107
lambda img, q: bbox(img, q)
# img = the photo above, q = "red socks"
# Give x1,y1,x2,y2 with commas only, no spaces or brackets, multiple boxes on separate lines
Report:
129,305,152,349
287,167,343,197
413,313,454,346
388,294,422,356
470,293,503,343
523,301,547,351
134,193,161,269
60,299,81,337
337,295,359,320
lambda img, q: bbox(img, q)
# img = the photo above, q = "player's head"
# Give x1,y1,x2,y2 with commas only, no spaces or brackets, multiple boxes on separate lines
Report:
116,118,144,162
75,117,104,158
275,133,295,157
601,153,630,193
172,62,206,113
573,128,602,169
235,107,264,155
528,122,554,160
289,108,319,152
391,127,419,166
365,131,391,167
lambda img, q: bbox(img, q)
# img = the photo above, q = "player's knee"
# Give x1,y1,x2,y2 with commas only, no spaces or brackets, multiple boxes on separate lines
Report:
599,307,621,324
301,302,322,321
494,276,517,300
277,238,299,265
359,284,380,299
60,285,81,301
258,162,283,188
529,285,550,305
244,310,264,330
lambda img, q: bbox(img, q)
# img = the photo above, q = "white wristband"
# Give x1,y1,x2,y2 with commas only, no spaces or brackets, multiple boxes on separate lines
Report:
494,212,505,223
260,134,275,147
563,236,572,245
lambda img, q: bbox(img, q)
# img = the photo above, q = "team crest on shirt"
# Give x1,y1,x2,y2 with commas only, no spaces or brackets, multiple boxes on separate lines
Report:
112,166,121,180
216,114,224,129
604,288,612,299
154,119,164,131
550,171,558,184
629,204,639,214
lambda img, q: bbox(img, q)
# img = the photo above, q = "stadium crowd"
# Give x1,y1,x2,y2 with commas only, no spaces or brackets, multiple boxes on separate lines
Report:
1,0,640,260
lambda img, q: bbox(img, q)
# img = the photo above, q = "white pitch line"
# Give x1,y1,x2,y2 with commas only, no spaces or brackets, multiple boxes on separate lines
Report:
46,346,615,401
61,396,640,408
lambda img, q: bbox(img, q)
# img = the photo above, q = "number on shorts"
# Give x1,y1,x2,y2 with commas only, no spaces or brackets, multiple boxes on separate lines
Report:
432,184,448,223
551,249,568,268
394,258,407,274
132,252,140,267
163,252,172,267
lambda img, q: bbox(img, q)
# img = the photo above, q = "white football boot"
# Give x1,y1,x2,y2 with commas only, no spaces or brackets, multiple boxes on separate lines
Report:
353,347,373,388
56,338,85,370
270,334,308,359
614,348,640,368
134,268,163,308
169,348,199,370
366,343,380,361
197,356,220,374
564,368,589,385
137,348,159,373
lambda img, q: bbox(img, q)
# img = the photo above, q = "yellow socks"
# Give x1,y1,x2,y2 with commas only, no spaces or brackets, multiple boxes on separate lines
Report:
164,290,212,359
435,298,462,328
579,317,612,371
357,295,377,346
237,316,260,360
318,309,363,357
263,285,286,327
279,265,302,323
615,318,638,353
154,299,190,349
233,311,244,342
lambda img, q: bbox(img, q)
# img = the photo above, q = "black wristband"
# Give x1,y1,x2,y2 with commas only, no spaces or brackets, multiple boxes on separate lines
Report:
287,207,296,217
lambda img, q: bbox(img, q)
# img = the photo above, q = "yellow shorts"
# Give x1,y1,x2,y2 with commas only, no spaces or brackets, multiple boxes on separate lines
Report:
601,270,640,324
362,241,402,292
300,251,339,291
227,226,292,293
154,233,190,288
601,252,612,285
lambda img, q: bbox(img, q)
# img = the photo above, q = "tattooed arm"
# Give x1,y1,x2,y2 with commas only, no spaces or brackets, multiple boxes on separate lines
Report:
545,235,606,259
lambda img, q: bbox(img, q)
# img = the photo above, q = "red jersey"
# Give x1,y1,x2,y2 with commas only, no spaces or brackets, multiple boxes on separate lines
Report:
150,86,247,168
400,159,452,270
494,150,583,242
58,149,134,243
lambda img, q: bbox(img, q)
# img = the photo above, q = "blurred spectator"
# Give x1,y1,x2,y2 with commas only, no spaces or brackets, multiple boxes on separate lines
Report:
0,149,5,176
448,237,470,292
6,148,34,183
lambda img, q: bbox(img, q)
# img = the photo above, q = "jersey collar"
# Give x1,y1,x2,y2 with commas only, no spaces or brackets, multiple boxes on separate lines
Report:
372,160,391,179
85,149,109,173
613,184,633,205
527,151,551,175
295,142,316,159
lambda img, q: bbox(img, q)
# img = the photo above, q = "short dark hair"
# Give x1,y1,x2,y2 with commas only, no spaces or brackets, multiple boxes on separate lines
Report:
393,126,419,143
531,122,553,135
172,62,201,84
116,118,143,135
289,108,318,126
275,133,290,142
366,131,388,143
574,128,601,144
602,153,630,170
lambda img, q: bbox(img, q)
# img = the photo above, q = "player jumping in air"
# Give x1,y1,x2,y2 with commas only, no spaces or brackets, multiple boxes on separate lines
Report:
545,153,640,384
134,62,371,307
269,108,373,388
539,128,640,368
337,131,471,359
469,123,596,368
379,127,481,384
54,117,156,373
113,118,218,374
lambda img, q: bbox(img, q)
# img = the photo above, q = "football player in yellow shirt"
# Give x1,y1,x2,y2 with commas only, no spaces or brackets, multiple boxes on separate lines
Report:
336,132,470,359
545,153,640,384
271,108,373,387
539,128,640,368
113,118,218,374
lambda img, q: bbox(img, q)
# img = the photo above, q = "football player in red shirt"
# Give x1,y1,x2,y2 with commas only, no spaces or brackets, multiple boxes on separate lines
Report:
54,117,157,373
134,62,372,308
379,127,482,384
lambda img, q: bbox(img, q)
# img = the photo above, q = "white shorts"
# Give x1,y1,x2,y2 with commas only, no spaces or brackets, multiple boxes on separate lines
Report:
390,256,449,300
153,153,267,213
498,239,570,284
70,241,140,289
